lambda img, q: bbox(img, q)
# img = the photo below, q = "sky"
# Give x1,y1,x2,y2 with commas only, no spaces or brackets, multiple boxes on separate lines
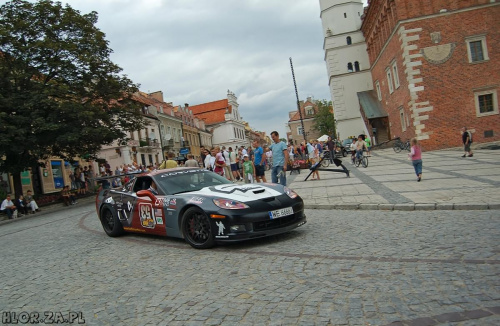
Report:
2,0,367,138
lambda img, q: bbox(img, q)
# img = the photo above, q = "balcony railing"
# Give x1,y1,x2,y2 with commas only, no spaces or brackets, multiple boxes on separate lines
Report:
139,138,160,148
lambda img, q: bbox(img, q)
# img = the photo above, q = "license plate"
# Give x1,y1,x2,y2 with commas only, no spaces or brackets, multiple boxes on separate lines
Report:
269,207,294,219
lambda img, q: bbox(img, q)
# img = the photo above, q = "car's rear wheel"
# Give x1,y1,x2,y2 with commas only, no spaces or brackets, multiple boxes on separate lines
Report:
342,149,347,157
181,207,215,249
100,206,124,237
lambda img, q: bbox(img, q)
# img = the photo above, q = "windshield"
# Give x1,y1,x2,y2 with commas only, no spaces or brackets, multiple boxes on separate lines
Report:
342,139,353,146
156,169,232,195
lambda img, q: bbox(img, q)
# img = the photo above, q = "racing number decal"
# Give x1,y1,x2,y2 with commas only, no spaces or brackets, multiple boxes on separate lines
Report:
139,203,155,229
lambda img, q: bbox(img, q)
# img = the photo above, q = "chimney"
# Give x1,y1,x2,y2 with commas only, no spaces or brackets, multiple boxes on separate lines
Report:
184,103,189,108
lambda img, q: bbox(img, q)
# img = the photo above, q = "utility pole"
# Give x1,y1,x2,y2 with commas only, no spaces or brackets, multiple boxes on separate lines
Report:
289,58,307,145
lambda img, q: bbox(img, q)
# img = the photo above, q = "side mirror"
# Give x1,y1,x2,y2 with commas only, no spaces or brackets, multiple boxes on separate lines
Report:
136,190,156,201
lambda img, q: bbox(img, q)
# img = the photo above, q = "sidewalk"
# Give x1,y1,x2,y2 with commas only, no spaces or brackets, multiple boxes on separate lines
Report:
283,143,500,211
0,195,96,225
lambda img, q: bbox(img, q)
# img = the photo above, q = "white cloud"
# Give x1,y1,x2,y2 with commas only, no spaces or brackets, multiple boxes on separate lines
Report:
2,0,338,138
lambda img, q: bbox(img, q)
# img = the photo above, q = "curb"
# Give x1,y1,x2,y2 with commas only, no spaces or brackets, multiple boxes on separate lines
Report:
304,203,500,211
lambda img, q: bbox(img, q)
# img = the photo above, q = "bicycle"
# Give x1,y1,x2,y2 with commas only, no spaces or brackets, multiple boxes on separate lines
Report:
393,137,410,153
320,151,331,167
353,152,368,168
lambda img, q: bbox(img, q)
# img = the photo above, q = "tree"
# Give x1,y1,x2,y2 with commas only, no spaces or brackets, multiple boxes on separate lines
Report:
0,0,145,196
312,100,336,138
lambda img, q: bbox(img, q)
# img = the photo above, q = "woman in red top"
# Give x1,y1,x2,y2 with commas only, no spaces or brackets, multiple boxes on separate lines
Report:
409,138,423,182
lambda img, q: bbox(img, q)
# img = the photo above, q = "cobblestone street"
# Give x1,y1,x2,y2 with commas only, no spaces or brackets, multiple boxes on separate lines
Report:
1,203,499,325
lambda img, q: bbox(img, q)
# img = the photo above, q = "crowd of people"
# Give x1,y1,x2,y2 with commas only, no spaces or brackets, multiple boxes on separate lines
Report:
1,190,40,219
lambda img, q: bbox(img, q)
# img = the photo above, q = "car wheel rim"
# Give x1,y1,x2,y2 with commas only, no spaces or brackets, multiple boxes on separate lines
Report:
185,212,210,244
102,210,114,231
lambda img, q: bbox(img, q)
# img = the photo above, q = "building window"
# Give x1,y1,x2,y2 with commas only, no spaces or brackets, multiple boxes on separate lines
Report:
344,13,347,18
399,107,406,131
346,36,352,45
466,35,489,63
392,61,400,89
386,68,394,94
474,89,498,117
297,126,304,135
354,61,360,72
306,106,314,115
347,62,353,72
375,81,382,101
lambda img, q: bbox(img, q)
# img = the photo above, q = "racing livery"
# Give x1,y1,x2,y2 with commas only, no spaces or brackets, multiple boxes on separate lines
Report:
96,168,306,249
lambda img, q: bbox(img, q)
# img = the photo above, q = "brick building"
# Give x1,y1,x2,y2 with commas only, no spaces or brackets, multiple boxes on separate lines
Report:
287,97,323,146
361,0,500,150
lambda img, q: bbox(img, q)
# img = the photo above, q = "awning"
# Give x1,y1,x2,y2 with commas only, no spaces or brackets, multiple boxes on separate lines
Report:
357,91,388,119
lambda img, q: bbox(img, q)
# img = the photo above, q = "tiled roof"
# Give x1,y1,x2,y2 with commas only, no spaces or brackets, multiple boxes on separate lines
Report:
189,99,231,125
288,100,318,122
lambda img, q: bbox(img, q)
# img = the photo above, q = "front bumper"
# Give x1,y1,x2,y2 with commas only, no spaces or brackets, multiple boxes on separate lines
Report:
211,195,307,242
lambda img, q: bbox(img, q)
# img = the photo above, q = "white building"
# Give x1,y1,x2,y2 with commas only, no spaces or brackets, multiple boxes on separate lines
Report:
189,90,248,150
320,0,373,140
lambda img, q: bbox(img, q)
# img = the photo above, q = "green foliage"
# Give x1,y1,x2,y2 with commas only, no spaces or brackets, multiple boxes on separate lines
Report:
312,100,336,137
0,0,145,175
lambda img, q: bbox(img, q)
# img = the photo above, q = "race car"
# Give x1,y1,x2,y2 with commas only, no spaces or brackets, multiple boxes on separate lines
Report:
95,168,306,249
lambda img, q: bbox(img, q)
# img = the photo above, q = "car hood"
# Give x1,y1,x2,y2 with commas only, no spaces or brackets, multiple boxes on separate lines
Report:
185,183,283,203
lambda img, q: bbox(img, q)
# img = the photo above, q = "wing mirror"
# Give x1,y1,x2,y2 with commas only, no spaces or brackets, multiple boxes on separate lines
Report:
137,190,157,201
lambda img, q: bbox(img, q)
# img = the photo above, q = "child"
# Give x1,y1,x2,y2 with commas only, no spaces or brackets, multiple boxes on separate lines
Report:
242,154,256,183
409,138,422,182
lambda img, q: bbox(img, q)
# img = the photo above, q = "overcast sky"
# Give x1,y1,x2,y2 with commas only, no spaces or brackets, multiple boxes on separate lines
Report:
3,0,367,138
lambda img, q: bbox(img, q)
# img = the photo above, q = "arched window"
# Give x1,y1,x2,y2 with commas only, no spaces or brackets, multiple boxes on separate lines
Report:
354,61,360,72
347,62,353,72
346,36,352,45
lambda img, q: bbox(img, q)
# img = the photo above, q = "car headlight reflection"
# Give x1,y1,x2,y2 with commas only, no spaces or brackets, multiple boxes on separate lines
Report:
213,198,249,209
284,186,298,199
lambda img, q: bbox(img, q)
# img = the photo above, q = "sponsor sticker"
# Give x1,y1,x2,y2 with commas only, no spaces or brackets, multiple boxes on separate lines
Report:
189,197,204,204
139,203,155,229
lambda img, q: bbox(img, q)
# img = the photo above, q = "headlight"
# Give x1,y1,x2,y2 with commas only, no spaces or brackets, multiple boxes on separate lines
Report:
213,198,249,209
284,186,298,199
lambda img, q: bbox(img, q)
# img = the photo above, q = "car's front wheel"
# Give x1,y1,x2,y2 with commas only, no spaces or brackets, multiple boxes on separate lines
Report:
181,207,215,249
100,206,124,237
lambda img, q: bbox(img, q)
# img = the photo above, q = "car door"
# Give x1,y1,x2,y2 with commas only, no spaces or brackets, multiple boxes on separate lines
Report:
128,176,167,236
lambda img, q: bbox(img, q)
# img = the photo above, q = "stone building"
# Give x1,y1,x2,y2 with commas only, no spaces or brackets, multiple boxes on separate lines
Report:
287,97,323,146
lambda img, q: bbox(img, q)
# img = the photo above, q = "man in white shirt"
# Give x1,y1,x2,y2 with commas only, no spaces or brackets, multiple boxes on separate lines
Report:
222,146,233,181
1,194,17,219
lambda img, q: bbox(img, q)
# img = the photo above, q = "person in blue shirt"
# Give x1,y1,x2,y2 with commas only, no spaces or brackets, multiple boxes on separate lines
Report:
252,139,267,183
267,131,289,186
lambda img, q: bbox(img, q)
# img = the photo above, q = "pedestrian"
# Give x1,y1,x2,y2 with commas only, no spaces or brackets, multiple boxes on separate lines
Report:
0,194,18,219
24,190,40,213
160,152,178,169
365,136,372,156
222,146,233,181
409,138,423,182
213,146,226,176
15,195,28,216
461,127,473,157
204,149,213,171
184,154,199,167
228,147,241,181
268,131,288,186
61,185,77,205
309,140,320,180
326,136,336,163
242,154,256,183
252,139,267,183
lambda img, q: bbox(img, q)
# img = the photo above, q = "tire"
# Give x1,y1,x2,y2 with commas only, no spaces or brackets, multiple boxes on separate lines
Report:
321,159,330,168
181,207,215,249
393,143,402,153
355,157,361,167
100,206,124,237
342,149,347,157
361,156,368,168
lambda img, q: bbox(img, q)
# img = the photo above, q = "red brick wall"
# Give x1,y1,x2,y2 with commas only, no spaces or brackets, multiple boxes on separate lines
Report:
365,2,500,150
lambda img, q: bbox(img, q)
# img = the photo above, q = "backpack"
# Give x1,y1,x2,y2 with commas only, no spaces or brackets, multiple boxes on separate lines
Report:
468,131,473,144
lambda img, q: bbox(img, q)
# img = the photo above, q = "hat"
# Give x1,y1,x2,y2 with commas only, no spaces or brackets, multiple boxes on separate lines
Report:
243,154,249,158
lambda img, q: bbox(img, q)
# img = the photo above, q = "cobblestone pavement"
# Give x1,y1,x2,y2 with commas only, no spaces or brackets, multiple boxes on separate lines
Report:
1,203,499,325
288,146,500,211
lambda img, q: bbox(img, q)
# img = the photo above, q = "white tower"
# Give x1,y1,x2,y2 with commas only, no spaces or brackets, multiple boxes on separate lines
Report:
320,0,372,139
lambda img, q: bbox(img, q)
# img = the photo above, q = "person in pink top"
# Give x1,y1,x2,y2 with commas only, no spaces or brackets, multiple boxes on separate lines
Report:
409,138,422,182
